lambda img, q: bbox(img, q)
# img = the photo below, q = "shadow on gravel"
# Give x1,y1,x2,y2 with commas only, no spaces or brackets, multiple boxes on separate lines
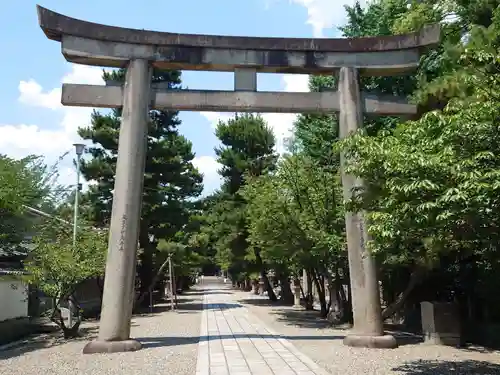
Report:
188,290,233,296
462,345,500,354
134,298,197,315
138,333,344,349
238,297,425,347
238,298,292,307
133,294,199,316
391,359,500,374
274,309,332,329
272,309,424,346
0,285,233,360
0,326,99,360
146,302,242,315
134,303,200,316
391,333,424,346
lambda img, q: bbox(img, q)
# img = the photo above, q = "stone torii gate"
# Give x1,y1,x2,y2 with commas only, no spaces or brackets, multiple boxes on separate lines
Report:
36,5,439,354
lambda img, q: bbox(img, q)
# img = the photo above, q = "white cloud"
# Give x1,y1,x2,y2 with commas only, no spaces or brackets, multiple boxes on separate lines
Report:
282,74,309,92
4,64,225,196
200,73,309,155
18,80,62,110
0,124,73,160
193,155,222,196
201,112,235,128
264,0,367,37
2,64,104,189
62,65,104,86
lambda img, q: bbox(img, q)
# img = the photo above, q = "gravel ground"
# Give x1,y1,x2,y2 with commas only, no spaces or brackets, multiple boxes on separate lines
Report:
4,283,500,375
0,289,204,375
233,290,500,375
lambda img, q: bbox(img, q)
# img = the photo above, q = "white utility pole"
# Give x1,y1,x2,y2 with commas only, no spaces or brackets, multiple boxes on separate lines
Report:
69,143,85,329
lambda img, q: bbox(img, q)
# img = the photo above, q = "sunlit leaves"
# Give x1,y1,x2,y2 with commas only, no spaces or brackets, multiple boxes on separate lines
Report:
338,22,500,266
24,221,107,299
242,154,345,274
0,155,63,251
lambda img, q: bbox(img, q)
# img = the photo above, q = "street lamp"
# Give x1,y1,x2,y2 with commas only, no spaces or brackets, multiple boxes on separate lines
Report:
72,143,85,247
69,143,85,329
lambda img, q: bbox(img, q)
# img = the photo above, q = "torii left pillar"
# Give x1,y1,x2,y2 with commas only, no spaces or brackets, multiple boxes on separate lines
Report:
338,67,397,349
83,59,152,354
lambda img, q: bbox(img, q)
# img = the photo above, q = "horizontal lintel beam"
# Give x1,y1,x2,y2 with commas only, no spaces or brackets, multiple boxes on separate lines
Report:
61,36,422,76
61,84,417,116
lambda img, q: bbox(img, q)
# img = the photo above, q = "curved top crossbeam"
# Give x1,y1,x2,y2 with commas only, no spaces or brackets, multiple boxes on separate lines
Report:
37,5,440,75
37,5,439,52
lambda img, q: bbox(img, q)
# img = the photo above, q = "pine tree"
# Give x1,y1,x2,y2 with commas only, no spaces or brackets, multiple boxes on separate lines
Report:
208,114,278,297
78,68,203,305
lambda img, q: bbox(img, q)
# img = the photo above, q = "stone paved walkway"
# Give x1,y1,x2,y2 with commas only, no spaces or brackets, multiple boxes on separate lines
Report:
195,280,330,375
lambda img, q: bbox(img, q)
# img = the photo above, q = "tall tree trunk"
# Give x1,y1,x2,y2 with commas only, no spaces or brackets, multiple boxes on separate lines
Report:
381,267,426,320
244,279,251,291
327,269,352,324
279,273,294,304
340,267,353,324
326,272,337,314
176,275,184,293
311,269,328,317
305,269,314,310
51,296,82,339
254,248,277,301
345,282,353,323
134,257,170,310
262,273,277,301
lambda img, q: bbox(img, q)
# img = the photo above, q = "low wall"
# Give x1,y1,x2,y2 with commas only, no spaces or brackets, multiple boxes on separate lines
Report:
0,277,103,346
0,279,28,321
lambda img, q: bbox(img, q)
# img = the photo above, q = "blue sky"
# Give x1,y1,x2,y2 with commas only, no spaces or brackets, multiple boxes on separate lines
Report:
0,0,358,196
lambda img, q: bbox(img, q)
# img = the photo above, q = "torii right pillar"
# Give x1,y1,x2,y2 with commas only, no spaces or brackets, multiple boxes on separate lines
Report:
338,67,397,349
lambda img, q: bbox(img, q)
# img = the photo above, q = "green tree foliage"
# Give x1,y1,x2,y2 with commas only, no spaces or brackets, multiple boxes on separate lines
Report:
78,68,203,305
203,114,278,295
0,155,61,254
291,75,340,166
243,0,500,327
341,10,500,259
24,219,107,337
215,114,277,194
184,194,220,275
338,3,500,320
243,154,346,316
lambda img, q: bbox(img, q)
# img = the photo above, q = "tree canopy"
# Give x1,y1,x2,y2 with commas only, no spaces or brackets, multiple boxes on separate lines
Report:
0,155,62,255
198,0,500,328
3,0,500,344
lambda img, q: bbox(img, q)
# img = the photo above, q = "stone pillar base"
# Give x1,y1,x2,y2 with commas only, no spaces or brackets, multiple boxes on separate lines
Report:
420,301,461,346
343,334,398,349
83,339,142,354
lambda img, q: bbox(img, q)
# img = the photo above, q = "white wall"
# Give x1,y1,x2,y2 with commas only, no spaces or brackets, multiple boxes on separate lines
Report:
0,279,28,321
